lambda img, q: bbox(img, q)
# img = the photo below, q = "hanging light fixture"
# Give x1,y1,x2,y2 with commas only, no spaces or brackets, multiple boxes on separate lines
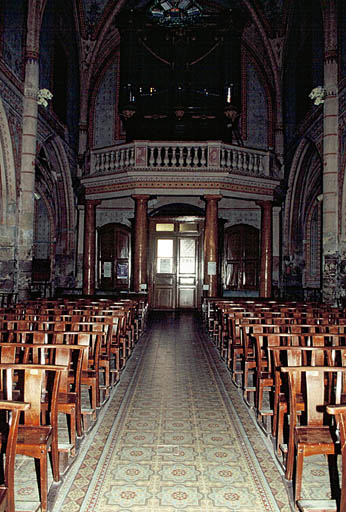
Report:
148,0,203,26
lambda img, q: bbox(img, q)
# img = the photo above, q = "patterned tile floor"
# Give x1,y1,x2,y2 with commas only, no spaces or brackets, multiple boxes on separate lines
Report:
13,312,341,511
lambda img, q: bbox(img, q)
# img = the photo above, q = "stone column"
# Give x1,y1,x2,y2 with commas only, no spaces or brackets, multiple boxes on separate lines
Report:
132,195,150,293
82,200,100,296
257,200,273,298
17,28,40,299
203,195,222,297
322,1,339,304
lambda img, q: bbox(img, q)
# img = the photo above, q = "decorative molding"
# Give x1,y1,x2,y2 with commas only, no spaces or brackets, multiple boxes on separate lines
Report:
83,178,276,198
270,37,284,69
0,75,23,116
81,35,97,72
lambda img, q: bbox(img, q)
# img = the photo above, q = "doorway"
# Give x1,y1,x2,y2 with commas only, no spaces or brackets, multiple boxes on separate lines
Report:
149,218,203,309
98,223,131,291
223,224,259,292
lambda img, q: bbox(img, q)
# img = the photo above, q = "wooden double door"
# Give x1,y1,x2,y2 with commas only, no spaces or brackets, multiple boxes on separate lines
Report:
149,219,203,310
98,223,131,291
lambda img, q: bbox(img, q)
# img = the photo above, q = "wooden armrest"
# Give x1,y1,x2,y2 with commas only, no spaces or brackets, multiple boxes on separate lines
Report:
327,404,346,415
0,400,30,411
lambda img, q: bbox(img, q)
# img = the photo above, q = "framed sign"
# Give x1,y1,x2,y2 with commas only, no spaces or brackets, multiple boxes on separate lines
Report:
117,262,128,279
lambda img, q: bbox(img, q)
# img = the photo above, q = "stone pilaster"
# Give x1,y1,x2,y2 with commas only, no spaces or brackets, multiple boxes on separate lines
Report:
322,0,339,304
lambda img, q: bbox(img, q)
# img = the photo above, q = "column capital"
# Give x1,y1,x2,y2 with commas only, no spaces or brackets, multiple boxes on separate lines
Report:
84,199,101,207
79,122,88,132
25,50,39,62
132,194,151,201
203,194,223,202
255,200,273,209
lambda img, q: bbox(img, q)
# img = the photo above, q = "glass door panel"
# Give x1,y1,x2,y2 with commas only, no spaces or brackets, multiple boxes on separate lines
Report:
179,238,196,274
177,237,197,308
153,238,175,309
157,239,173,274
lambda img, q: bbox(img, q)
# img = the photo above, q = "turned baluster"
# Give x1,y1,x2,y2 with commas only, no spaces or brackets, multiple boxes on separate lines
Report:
95,154,100,173
258,155,264,175
248,153,254,174
253,154,259,174
201,147,207,167
220,148,226,167
148,147,154,166
130,148,135,166
164,146,170,166
124,149,129,167
119,150,124,168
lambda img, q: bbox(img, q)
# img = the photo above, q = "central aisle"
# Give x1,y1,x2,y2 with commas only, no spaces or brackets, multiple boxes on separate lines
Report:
55,312,291,512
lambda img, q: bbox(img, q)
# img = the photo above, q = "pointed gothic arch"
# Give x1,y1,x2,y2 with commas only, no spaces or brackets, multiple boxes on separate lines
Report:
35,137,76,290
284,138,322,294
0,99,18,292
0,98,17,225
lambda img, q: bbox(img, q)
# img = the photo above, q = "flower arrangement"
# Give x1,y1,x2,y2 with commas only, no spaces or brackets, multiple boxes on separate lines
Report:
309,86,326,105
37,88,53,107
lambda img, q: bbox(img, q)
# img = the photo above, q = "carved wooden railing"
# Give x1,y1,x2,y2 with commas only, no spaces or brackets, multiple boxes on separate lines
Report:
89,141,276,178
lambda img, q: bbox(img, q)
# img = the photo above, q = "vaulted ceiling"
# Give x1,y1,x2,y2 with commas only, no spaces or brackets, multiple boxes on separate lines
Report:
77,0,288,39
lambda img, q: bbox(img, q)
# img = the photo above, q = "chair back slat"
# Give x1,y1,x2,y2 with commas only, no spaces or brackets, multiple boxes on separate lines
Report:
305,370,325,425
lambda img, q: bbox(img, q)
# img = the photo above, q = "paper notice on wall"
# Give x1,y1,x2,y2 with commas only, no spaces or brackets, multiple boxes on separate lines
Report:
208,262,217,275
103,262,112,278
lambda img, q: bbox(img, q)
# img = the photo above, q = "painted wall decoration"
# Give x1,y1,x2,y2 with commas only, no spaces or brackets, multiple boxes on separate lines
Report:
82,0,109,32
341,3,346,82
256,0,284,20
96,209,132,228
245,60,268,150
94,60,117,148
39,0,54,89
34,198,51,259
40,0,80,149
221,207,260,231
0,0,25,80
7,114,21,185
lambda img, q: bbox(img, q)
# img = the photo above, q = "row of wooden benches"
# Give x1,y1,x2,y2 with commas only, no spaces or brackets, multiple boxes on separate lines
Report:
0,295,148,512
203,297,346,511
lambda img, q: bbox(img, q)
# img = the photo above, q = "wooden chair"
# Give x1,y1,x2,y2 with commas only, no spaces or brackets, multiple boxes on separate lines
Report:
0,400,30,512
271,345,335,478
25,340,88,455
79,331,103,410
0,363,66,512
241,319,291,405
251,327,293,419
326,404,346,512
70,320,112,396
281,366,346,506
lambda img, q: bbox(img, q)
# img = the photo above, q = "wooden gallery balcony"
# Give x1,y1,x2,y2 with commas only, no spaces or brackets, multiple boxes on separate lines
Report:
82,141,282,199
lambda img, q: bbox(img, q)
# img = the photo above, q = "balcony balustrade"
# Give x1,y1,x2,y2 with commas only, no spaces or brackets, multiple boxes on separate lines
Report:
89,141,279,179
